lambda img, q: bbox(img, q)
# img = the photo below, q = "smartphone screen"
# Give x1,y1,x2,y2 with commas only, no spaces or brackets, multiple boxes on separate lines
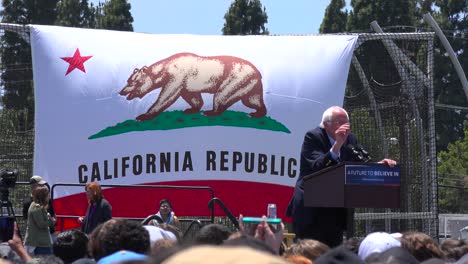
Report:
242,217,281,224
0,216,14,241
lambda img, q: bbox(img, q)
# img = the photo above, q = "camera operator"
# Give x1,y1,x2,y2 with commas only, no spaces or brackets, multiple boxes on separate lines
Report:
22,176,56,234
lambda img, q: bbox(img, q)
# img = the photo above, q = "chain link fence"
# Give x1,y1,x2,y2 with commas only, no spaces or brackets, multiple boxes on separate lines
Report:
345,32,437,238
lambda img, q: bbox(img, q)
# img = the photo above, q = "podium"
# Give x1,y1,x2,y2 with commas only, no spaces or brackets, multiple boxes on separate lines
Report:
303,162,400,208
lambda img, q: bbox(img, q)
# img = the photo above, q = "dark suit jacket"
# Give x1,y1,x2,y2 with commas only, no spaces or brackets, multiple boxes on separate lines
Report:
82,198,112,234
286,127,358,231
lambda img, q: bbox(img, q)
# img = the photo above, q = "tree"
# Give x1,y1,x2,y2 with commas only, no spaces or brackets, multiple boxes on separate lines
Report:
430,0,468,151
222,0,269,35
342,0,418,106
95,0,133,31
55,0,96,28
0,0,58,129
347,0,415,31
438,121,468,213
320,0,347,33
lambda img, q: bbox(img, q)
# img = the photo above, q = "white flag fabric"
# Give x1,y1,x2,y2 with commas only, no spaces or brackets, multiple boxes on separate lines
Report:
30,25,357,222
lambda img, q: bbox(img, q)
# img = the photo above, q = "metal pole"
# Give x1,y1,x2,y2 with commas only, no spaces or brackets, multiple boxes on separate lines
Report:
423,13,468,100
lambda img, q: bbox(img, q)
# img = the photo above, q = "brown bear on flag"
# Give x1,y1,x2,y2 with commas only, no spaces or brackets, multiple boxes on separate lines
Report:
120,52,267,121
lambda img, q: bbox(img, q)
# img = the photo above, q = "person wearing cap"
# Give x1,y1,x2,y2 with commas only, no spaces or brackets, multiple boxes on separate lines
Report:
22,175,56,234
78,182,112,234
357,232,402,261
97,250,147,264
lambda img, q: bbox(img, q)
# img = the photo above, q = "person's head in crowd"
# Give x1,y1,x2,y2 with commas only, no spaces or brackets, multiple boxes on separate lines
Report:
400,231,444,262
155,199,179,227
88,219,150,261
342,237,361,254
193,224,232,245
420,258,446,264
151,243,194,264
284,255,312,264
283,239,330,262
71,258,96,264
85,182,104,205
440,238,468,261
32,184,50,207
227,231,242,240
150,238,178,259
455,252,468,264
144,225,177,244
314,246,364,264
365,246,419,264
53,229,89,263
87,222,104,261
223,235,276,255
157,223,182,242
34,255,66,264
118,261,148,264
159,199,173,215
358,232,401,260
0,242,22,262
97,250,147,264
161,245,290,264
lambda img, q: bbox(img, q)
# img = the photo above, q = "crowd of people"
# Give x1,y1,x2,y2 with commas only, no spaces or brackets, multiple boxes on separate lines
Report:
2,213,468,264
6,105,464,263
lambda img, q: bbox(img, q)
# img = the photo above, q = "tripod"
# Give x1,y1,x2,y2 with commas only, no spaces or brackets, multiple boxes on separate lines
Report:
0,188,18,241
0,189,16,217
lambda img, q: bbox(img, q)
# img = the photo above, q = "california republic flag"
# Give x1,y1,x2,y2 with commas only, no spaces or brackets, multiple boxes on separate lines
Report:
30,25,357,227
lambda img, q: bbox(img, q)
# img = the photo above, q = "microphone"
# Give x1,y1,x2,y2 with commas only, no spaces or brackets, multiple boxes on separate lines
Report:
346,144,364,162
355,144,372,162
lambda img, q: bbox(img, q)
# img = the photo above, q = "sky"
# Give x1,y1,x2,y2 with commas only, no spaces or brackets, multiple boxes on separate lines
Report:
91,0,337,35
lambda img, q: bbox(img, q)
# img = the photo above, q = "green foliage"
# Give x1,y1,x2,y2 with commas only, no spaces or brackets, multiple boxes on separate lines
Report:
222,0,269,35
320,0,347,33
347,0,415,31
329,0,467,152
431,0,468,151
0,0,58,25
0,0,58,128
438,121,468,213
89,110,290,139
95,0,133,31
55,0,96,28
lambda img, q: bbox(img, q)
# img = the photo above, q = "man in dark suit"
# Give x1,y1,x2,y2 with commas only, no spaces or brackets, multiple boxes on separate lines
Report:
286,106,396,247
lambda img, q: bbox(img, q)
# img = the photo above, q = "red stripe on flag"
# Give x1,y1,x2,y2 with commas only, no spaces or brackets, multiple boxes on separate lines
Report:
53,180,294,231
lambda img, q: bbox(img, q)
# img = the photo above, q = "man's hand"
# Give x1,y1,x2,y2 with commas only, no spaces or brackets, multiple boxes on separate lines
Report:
378,158,397,167
78,216,84,224
238,214,256,237
332,123,350,153
238,215,284,254
254,216,284,255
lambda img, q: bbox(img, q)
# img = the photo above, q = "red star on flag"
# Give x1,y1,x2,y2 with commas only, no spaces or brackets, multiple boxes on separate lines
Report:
61,48,93,75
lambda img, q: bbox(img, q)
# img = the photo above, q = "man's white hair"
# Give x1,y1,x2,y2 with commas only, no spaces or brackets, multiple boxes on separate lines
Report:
319,106,349,128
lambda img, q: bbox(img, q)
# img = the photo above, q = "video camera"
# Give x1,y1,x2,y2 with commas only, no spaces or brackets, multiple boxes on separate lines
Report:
0,169,18,189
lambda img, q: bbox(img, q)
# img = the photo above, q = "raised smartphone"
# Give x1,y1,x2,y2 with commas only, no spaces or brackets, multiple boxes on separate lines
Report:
0,216,14,241
242,217,281,224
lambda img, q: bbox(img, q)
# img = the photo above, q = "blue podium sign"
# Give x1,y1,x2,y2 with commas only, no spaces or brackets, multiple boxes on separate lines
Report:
345,164,400,186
